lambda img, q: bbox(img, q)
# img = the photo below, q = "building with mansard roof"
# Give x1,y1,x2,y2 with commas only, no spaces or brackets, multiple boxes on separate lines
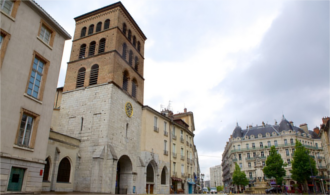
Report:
221,116,326,193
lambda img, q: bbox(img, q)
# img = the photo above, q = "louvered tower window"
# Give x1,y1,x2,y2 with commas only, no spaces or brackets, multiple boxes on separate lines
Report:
122,43,127,60
122,23,127,36
89,41,96,56
134,57,139,71
128,30,132,42
133,36,136,47
123,71,129,91
80,27,86,37
79,44,86,59
89,64,99,86
76,67,86,88
104,19,110,29
129,50,133,66
132,79,137,98
96,22,102,32
137,41,141,52
88,24,94,35
98,38,106,53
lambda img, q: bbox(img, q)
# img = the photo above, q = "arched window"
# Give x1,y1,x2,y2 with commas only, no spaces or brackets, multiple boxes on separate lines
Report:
122,23,127,36
89,41,96,56
88,24,94,35
146,164,154,182
98,38,106,53
128,30,132,42
122,43,127,59
128,50,133,66
76,67,86,88
161,167,166,184
89,64,99,86
137,41,141,52
43,157,50,181
80,27,86,37
133,36,136,47
132,79,137,98
134,57,139,71
104,19,110,30
79,44,86,59
57,157,71,182
123,71,129,91
96,22,102,32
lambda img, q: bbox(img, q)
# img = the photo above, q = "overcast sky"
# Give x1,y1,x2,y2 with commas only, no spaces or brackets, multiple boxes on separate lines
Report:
38,0,329,181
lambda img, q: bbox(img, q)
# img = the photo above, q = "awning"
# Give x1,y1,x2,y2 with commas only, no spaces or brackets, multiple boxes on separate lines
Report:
308,184,314,186
171,177,182,182
188,181,196,185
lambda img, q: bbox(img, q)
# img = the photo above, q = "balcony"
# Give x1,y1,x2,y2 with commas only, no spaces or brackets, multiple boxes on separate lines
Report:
172,135,177,140
180,137,184,143
260,156,266,159
317,156,325,160
164,150,168,156
309,155,315,159
232,158,238,162
173,152,177,158
284,175,292,179
246,157,256,161
181,155,185,160
318,166,327,170
154,126,159,132
164,131,168,136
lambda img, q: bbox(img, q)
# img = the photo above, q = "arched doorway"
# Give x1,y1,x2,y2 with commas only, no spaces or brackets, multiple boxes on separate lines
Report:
116,155,132,194
290,181,295,191
146,161,157,194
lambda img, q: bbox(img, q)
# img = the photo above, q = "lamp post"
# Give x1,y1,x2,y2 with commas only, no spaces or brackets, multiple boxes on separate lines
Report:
201,173,205,193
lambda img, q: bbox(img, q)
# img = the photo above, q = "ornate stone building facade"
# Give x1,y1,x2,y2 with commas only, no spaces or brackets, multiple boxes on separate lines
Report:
0,0,71,193
319,117,330,191
222,116,326,193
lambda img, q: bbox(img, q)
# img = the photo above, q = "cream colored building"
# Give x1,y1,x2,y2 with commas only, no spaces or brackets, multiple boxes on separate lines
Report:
210,165,222,187
0,0,71,193
319,117,330,191
222,116,326,193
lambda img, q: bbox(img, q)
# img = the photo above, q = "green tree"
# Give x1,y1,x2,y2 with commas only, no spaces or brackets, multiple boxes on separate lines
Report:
216,185,224,192
232,163,249,192
263,146,286,193
290,140,318,193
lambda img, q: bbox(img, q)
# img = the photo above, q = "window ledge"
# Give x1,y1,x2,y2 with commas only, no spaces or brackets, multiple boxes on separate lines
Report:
1,10,15,22
24,93,42,104
13,144,34,152
37,36,53,50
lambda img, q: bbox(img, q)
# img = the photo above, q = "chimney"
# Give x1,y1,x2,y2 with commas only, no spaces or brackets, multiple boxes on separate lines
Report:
275,120,277,125
184,108,187,113
262,121,265,127
299,123,309,134
313,126,320,135
289,121,294,126
322,117,330,125
249,125,252,129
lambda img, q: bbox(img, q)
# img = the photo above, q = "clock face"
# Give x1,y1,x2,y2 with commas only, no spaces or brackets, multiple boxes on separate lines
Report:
125,102,133,117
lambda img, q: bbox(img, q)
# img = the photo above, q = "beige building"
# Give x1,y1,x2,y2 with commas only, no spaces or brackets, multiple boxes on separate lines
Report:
0,0,71,193
319,117,330,191
210,165,222,187
222,116,326,193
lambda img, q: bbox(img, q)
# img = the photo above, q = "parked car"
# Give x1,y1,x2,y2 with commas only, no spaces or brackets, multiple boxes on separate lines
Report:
265,187,282,194
203,187,209,194
210,187,217,194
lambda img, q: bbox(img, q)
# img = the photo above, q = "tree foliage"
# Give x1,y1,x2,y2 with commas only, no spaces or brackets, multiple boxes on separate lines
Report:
232,163,249,189
291,140,318,186
216,186,224,192
263,146,286,185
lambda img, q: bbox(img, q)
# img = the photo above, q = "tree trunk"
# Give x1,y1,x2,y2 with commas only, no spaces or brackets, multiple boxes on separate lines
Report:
304,180,309,193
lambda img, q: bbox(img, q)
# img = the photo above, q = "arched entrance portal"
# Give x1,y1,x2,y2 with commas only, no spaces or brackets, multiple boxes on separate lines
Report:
146,161,157,194
116,155,132,194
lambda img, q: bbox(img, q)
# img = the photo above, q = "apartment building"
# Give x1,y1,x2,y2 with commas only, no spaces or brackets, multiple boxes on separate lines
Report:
222,116,326,193
319,117,330,191
210,165,222,187
0,0,71,193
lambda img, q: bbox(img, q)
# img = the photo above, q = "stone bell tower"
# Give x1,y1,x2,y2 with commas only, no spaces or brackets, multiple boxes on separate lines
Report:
54,2,147,193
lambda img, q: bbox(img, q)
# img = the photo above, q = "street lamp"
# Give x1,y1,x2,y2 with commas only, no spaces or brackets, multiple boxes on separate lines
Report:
201,173,205,192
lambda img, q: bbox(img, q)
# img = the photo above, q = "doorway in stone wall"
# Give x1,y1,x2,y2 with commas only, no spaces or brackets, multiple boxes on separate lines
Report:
146,163,154,194
116,155,132,194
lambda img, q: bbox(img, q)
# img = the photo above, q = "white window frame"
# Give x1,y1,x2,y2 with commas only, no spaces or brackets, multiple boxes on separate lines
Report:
1,0,14,15
27,57,44,99
17,113,34,147
39,25,51,44
154,116,158,128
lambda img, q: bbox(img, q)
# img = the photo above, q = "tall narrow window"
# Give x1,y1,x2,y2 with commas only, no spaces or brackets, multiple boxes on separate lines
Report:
79,44,86,59
88,24,94,35
132,79,137,98
128,30,132,42
134,56,139,71
122,43,127,59
122,71,129,91
1,0,14,15
76,67,86,88
164,140,167,151
161,167,166,184
98,38,106,53
17,113,34,147
80,117,84,131
0,34,3,50
129,50,133,66
27,57,44,99
88,41,96,56
122,23,127,36
57,158,71,182
164,122,167,132
80,27,86,37
133,36,136,47
290,139,294,145
154,116,158,129
126,123,128,138
137,41,141,52
89,64,99,85
284,139,287,145
43,157,50,181
268,141,271,147
104,19,110,29
274,140,278,146
96,22,102,32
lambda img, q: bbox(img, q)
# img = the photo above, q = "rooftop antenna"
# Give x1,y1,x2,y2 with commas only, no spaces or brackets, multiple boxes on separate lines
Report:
167,101,172,111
